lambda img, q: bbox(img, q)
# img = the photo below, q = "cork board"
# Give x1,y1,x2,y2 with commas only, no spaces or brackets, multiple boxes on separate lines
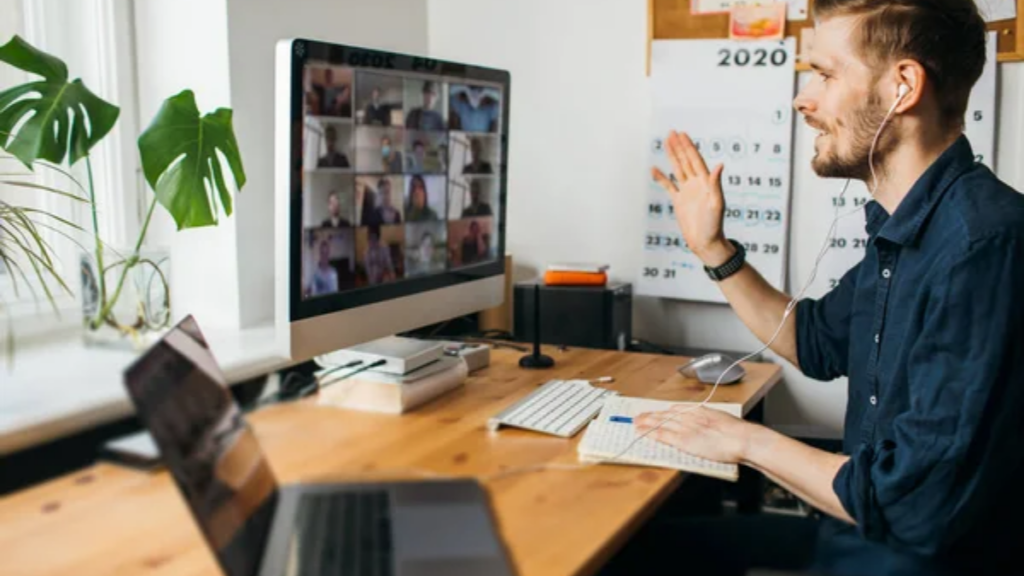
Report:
647,0,1024,73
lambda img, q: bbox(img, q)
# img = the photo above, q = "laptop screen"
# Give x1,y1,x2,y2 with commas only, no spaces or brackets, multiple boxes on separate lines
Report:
124,316,279,576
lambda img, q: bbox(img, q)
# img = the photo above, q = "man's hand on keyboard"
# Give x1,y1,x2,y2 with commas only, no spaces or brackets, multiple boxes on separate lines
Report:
634,406,752,464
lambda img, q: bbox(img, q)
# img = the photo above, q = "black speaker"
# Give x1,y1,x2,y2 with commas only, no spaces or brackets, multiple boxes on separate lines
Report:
514,281,632,351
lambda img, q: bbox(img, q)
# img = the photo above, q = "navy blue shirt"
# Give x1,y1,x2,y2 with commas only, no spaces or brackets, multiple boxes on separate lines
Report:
796,136,1024,576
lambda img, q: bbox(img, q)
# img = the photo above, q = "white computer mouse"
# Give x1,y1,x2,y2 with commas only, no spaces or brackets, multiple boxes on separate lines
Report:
677,353,746,385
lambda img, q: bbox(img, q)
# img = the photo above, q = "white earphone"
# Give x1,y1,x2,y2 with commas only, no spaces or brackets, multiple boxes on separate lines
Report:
897,83,910,99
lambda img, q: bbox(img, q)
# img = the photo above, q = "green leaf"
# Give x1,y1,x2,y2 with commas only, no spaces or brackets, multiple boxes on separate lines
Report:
0,35,120,167
138,89,246,230
1,179,87,202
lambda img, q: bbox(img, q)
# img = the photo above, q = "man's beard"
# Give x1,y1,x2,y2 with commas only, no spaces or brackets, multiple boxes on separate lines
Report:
812,92,893,182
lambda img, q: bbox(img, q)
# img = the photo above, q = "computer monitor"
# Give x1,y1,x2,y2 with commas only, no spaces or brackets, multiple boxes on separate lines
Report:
275,39,510,361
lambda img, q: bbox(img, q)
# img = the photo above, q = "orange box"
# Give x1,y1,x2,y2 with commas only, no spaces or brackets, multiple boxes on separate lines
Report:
543,270,608,286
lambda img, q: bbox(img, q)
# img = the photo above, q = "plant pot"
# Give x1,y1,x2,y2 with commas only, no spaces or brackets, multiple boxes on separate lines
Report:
80,246,171,350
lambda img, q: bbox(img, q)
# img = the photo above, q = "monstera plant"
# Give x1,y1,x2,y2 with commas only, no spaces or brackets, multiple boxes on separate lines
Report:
0,35,245,346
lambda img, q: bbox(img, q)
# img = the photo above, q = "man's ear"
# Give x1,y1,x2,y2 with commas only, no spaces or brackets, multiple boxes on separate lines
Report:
893,59,927,114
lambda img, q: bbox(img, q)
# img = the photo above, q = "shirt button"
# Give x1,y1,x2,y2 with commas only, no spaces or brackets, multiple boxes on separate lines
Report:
874,334,880,344
869,395,878,406
882,268,891,279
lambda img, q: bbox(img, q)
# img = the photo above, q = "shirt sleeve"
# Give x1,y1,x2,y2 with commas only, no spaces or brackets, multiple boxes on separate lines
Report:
832,234,1024,555
795,260,862,381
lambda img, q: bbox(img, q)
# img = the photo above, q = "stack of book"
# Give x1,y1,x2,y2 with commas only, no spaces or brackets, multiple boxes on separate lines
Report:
543,263,609,287
315,336,468,414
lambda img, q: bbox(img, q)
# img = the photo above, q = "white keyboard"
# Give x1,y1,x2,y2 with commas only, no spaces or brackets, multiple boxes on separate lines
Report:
487,380,618,437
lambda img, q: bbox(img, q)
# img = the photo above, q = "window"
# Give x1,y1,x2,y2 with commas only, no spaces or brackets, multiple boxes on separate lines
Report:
0,0,141,331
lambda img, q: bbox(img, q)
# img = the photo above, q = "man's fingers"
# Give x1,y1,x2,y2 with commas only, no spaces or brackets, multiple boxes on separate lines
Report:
710,164,725,189
678,132,710,178
651,167,677,193
636,412,686,433
652,427,687,448
667,131,694,182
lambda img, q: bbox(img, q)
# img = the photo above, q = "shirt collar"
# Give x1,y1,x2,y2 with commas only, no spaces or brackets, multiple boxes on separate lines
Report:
864,200,888,239
874,135,976,247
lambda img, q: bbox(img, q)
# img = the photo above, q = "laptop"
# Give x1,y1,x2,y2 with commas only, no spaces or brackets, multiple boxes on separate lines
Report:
123,315,516,576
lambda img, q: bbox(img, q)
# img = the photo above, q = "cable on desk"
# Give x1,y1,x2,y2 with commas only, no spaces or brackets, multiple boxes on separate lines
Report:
318,359,387,390
249,359,388,411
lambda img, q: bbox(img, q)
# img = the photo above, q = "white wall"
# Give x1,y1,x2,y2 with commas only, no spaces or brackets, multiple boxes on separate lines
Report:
134,0,429,331
135,0,239,330
428,0,1024,436
225,0,430,328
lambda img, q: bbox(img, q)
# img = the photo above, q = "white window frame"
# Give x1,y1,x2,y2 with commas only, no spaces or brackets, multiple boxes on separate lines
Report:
0,0,142,339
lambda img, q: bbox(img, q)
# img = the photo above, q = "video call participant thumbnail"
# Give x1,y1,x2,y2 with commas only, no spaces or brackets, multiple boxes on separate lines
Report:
317,124,351,169
448,217,494,267
405,80,445,131
461,179,493,217
462,137,493,174
357,176,403,226
322,191,352,228
306,66,352,118
449,83,500,133
405,130,447,174
303,172,355,228
355,127,405,174
356,72,404,127
405,175,445,222
304,228,356,297
357,223,404,285
405,221,447,277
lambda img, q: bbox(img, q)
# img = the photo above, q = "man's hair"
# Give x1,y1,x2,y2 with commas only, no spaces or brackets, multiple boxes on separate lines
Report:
815,0,986,130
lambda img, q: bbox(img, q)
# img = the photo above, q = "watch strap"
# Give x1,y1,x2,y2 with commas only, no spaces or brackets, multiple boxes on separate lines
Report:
703,239,745,281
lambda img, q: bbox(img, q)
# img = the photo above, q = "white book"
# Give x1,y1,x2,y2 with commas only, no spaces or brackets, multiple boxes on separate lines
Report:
317,356,468,414
545,262,609,274
577,397,742,482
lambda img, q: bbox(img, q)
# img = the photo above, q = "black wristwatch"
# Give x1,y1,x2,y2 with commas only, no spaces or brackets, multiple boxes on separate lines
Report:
703,239,746,282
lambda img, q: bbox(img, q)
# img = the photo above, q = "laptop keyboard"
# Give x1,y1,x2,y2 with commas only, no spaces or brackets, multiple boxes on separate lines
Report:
293,490,394,576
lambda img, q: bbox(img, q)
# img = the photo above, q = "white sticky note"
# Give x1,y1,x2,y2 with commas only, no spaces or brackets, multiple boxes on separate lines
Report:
975,0,1016,22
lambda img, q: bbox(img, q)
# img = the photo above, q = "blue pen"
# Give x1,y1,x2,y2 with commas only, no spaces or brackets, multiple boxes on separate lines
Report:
609,416,633,424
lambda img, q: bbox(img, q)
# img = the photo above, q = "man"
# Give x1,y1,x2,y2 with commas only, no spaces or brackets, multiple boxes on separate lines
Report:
310,239,339,296
460,220,487,265
317,125,350,168
320,67,351,117
622,1,1024,575
320,191,351,228
406,140,429,173
380,136,403,173
363,224,396,285
408,230,438,276
462,137,493,174
373,177,402,224
461,179,493,217
449,85,499,133
405,81,445,131
363,86,391,126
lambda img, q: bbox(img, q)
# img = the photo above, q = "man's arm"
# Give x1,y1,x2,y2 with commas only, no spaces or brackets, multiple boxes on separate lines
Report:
636,406,854,524
742,424,853,524
652,132,798,366
697,246,798,366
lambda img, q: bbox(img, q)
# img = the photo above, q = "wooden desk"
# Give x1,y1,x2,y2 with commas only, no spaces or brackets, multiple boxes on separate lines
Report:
0,346,781,576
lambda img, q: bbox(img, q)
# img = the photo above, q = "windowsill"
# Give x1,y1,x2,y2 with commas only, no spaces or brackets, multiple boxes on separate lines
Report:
0,324,292,456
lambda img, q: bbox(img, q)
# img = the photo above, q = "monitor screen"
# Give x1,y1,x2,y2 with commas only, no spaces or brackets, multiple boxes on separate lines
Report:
286,40,509,323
